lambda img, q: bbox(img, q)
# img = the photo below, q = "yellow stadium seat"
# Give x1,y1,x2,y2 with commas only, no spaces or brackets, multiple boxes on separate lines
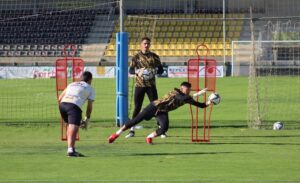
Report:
170,21,176,26
169,44,176,50
107,44,115,50
225,50,232,56
174,50,181,56
205,38,211,42
177,38,184,43
208,26,215,31
192,32,200,37
184,38,191,42
175,26,181,32
161,26,168,32
194,26,201,32
170,38,177,43
190,21,197,26
177,21,183,26
213,32,220,38
163,44,169,50
211,38,218,42
203,26,210,31
182,50,190,57
187,32,193,37
188,49,197,57
226,43,231,49
188,26,195,32
158,32,166,37
155,50,161,55
217,50,224,56
156,21,163,26
181,26,188,32
191,38,198,43
105,50,115,57
166,32,172,38
164,38,171,43
129,45,135,50
183,43,190,49
155,26,161,32
155,44,163,50
179,32,186,37
168,26,175,32
207,32,213,37
129,50,136,56
183,21,190,26
176,43,184,49
190,43,197,50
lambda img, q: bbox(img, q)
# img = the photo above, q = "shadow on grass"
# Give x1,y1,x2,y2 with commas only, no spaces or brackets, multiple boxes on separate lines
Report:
211,142,300,146
127,151,250,156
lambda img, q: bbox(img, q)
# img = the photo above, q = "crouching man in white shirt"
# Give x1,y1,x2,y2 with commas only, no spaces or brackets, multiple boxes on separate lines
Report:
58,71,95,157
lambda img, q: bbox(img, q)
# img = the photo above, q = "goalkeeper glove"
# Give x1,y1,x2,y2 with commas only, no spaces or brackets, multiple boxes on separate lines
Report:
80,116,90,130
135,68,145,77
206,100,212,106
193,88,208,97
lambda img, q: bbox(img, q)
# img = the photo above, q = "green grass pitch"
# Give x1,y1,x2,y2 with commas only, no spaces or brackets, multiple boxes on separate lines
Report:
0,77,300,183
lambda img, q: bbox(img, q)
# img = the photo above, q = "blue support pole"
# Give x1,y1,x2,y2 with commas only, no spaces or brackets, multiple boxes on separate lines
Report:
116,32,128,127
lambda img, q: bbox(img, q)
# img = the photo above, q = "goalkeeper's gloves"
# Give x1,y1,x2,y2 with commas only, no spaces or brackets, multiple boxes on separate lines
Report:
135,68,145,77
193,88,208,97
206,100,212,106
80,116,90,130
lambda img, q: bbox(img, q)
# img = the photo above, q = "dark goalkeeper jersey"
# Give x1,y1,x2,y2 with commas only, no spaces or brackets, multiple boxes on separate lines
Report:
130,51,163,87
153,88,207,113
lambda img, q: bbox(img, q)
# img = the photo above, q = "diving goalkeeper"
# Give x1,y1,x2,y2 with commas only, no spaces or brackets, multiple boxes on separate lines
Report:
108,81,212,144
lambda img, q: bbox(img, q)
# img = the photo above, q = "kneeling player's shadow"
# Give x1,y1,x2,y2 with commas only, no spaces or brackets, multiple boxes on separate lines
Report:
129,151,249,156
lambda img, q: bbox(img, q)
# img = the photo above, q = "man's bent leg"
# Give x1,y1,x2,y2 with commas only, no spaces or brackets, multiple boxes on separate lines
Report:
67,124,84,157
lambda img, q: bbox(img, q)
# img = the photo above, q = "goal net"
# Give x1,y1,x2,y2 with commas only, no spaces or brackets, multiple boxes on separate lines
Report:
232,40,300,129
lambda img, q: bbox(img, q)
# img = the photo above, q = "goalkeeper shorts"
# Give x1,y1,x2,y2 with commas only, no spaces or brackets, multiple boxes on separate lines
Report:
59,102,82,126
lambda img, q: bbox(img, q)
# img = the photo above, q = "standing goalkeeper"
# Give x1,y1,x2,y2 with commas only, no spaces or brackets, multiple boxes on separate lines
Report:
126,37,164,138
108,82,212,144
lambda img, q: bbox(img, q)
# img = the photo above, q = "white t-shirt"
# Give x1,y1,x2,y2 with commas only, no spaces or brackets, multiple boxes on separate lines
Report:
61,81,95,109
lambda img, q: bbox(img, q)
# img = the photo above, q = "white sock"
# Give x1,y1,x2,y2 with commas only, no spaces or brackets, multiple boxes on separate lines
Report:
116,129,123,135
67,147,74,153
130,126,135,131
147,132,156,138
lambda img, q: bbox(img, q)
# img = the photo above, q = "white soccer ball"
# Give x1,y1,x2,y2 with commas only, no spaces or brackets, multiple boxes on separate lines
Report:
142,69,154,81
273,121,284,130
208,93,221,105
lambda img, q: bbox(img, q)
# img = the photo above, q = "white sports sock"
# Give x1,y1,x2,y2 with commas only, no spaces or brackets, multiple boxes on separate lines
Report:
116,129,123,135
147,132,156,138
67,147,74,153
130,126,135,131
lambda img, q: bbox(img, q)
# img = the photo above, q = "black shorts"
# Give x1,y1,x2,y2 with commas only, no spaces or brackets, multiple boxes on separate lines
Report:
59,102,82,126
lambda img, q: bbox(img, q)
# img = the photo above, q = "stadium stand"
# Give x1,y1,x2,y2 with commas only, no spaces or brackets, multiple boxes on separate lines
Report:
0,8,117,64
0,9,97,57
104,13,245,60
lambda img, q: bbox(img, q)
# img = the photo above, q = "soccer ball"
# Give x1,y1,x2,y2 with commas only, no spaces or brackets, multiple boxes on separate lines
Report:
273,121,284,130
208,93,221,105
142,69,154,81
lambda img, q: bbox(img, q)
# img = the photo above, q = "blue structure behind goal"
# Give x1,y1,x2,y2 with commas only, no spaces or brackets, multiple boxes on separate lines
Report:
116,32,129,126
